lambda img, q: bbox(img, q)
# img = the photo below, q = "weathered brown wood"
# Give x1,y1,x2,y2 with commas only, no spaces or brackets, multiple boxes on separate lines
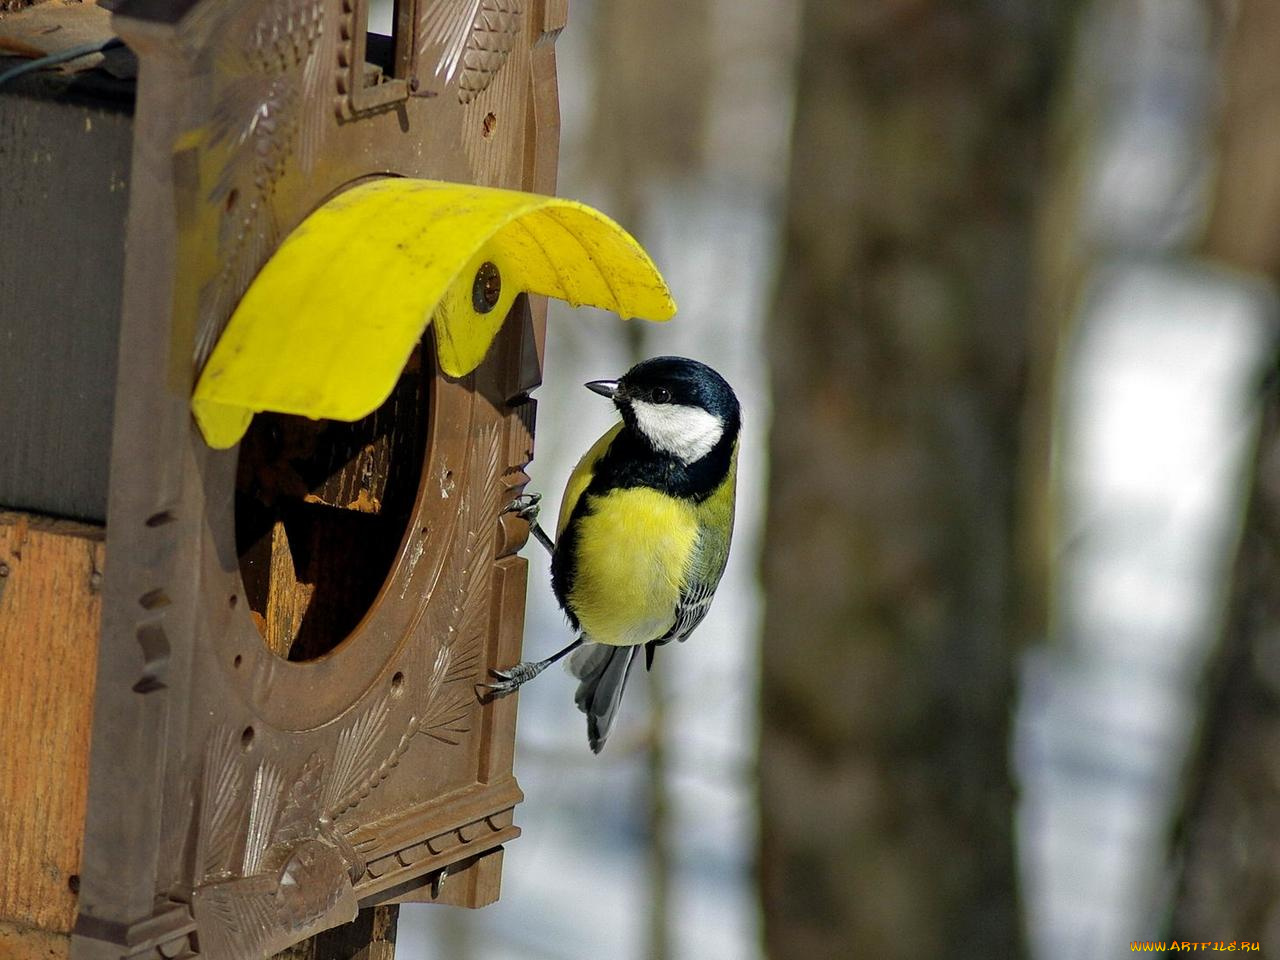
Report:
383,848,504,909
0,920,72,960
0,512,103,938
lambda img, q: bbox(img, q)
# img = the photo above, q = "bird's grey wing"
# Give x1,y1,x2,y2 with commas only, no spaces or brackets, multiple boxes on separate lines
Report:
667,576,721,643
657,526,732,646
569,643,640,754
644,534,728,669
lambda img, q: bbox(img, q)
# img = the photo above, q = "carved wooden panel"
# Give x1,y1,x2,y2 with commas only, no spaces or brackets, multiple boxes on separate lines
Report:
71,1,564,958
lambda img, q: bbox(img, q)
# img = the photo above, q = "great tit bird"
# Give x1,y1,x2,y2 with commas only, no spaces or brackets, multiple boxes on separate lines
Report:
487,356,740,752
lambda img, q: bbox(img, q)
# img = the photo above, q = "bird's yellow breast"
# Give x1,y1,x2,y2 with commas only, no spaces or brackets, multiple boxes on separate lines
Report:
567,487,699,647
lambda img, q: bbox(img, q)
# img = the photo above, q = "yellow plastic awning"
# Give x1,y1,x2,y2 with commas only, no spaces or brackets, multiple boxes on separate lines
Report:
191,178,676,449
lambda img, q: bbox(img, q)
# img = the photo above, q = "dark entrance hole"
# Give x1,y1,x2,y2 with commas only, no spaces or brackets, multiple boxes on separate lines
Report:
235,344,430,661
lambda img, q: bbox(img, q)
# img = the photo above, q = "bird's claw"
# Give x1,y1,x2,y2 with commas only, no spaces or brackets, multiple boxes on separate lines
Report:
504,493,542,523
479,660,546,700
481,668,519,699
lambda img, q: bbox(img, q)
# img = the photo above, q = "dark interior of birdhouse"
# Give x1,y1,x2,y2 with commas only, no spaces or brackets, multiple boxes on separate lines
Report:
234,342,430,661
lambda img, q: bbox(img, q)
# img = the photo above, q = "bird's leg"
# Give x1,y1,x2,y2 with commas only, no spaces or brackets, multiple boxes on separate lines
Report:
529,522,556,557
482,637,584,698
504,493,555,558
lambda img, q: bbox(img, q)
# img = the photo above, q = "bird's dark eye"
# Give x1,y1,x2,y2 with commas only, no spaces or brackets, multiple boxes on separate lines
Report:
652,387,671,404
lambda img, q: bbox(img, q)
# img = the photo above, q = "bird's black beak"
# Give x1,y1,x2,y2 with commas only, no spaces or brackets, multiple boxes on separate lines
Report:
584,379,620,400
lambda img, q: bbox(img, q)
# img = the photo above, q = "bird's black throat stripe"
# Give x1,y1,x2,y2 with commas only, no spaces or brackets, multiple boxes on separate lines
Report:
596,412,739,502
549,418,739,629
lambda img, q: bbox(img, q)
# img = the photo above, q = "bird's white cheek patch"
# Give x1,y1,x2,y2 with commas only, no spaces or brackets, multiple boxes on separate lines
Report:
631,401,724,464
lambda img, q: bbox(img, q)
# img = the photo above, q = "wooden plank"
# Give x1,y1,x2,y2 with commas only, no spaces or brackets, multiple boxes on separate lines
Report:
0,512,103,936
434,848,503,910
0,920,71,960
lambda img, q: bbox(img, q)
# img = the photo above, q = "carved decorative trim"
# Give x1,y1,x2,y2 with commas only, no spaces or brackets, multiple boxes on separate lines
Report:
187,0,329,366
180,422,502,960
457,0,523,104
72,902,200,960
417,0,522,102
361,808,519,886
417,0,483,89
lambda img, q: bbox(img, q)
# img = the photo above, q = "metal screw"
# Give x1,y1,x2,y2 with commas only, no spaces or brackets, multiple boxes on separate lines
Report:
0,562,9,577
472,261,501,314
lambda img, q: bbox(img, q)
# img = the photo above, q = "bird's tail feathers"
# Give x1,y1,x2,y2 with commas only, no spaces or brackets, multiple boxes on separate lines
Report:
568,642,638,754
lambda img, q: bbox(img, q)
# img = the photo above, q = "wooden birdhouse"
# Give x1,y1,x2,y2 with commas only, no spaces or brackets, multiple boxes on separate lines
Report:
0,1,673,959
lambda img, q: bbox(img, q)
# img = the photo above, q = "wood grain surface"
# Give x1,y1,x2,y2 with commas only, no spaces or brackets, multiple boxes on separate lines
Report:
0,919,71,960
0,512,103,936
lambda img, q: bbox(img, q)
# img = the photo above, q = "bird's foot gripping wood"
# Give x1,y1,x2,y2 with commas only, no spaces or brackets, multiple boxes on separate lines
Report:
482,660,549,698
505,492,542,522
479,637,584,699
503,493,555,557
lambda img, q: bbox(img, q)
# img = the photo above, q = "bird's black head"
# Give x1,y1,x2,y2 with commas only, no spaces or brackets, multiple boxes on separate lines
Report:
585,356,740,465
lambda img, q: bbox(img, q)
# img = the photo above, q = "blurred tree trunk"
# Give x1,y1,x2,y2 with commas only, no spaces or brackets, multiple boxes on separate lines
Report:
1171,0,1280,942
1172,389,1280,947
759,3,1071,958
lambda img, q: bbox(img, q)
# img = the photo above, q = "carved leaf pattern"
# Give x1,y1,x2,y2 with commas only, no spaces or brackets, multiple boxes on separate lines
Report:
420,430,497,736
457,0,524,104
195,843,357,960
196,727,246,882
325,726,416,823
419,422,498,740
321,695,392,817
190,420,502,954
325,421,500,816
242,761,285,875
419,646,474,744
190,0,327,367
418,0,484,83
271,752,324,848
193,743,357,960
195,875,278,960
207,0,326,181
